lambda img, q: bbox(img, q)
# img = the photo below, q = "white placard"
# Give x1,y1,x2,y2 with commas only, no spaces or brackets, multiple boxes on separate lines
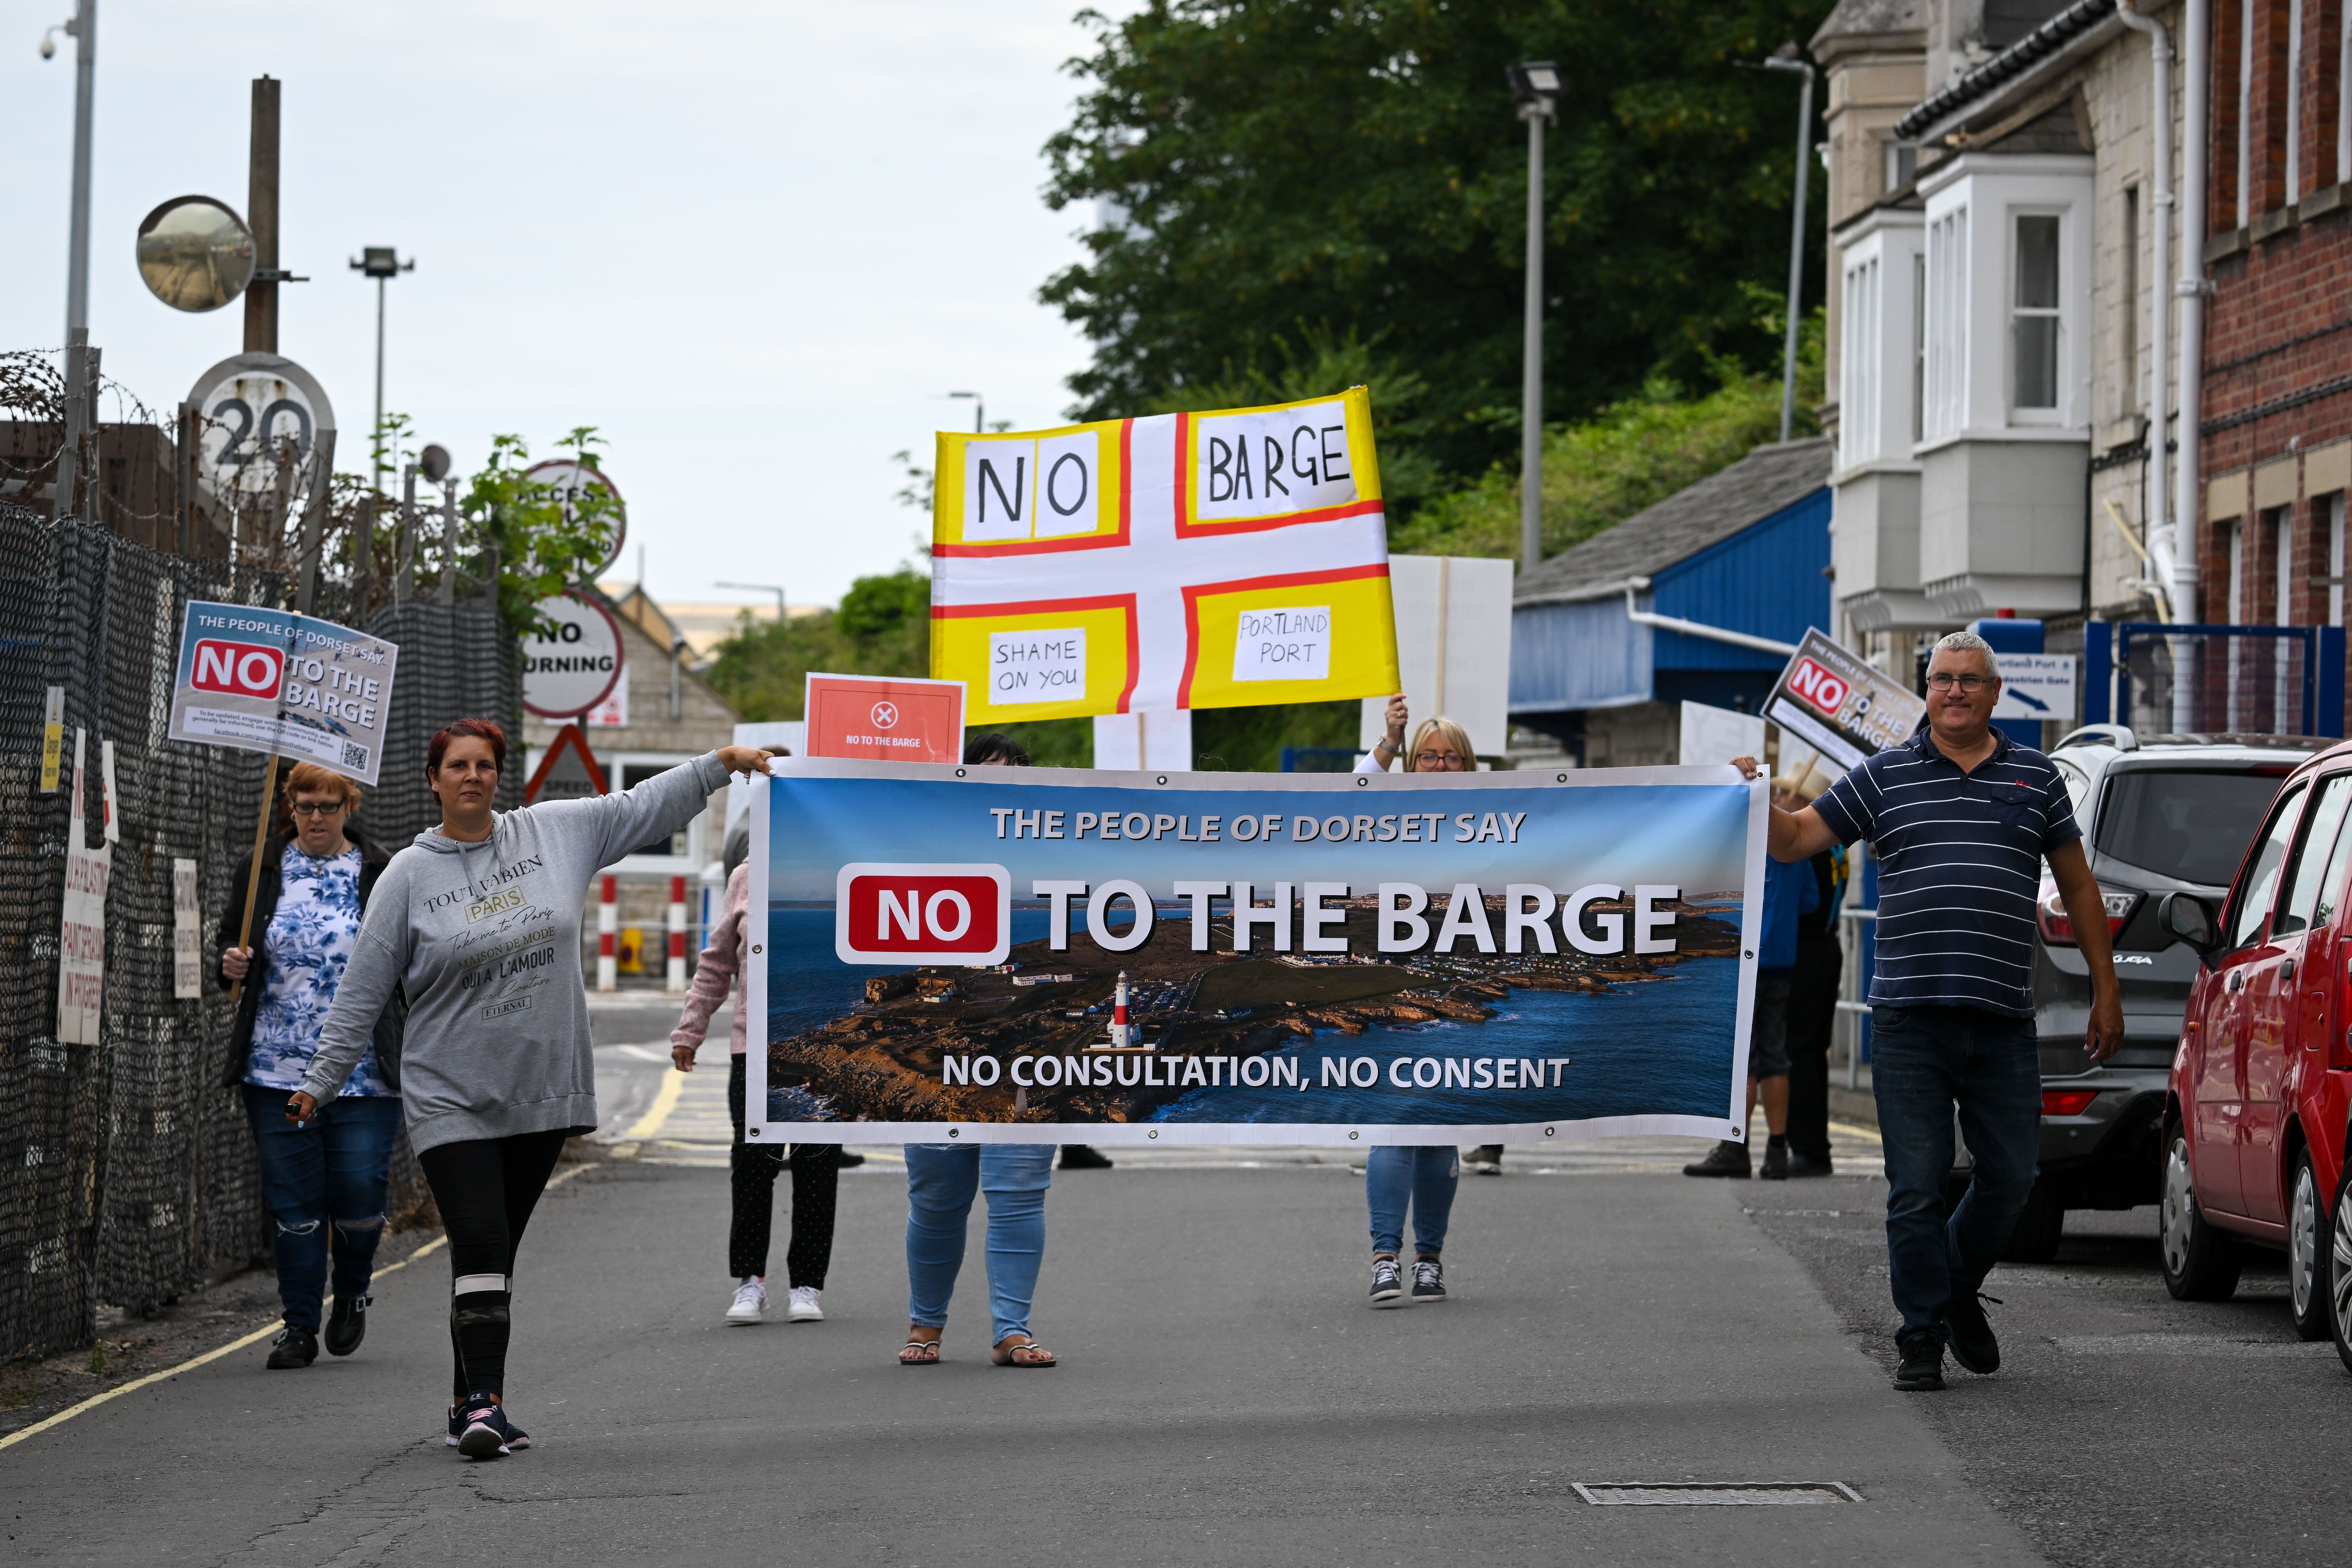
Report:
1232,606,1331,681
1679,701,1767,767
172,858,201,1000
56,730,110,1045
1993,654,2078,722
1191,397,1358,520
987,628,1086,705
1359,555,1514,760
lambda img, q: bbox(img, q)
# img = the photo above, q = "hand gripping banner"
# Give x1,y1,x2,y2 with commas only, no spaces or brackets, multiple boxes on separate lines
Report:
929,388,1404,725
746,759,1767,1147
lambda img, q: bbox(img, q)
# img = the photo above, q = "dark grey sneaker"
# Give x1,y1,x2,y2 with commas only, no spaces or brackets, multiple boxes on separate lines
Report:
1894,1334,1945,1392
1944,1292,2001,1375
1369,1255,1403,1306
1410,1258,1447,1302
1682,1140,1751,1178
265,1325,317,1369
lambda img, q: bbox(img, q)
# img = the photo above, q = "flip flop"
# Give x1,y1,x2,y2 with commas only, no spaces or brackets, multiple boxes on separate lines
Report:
898,1339,940,1366
991,1336,1056,1368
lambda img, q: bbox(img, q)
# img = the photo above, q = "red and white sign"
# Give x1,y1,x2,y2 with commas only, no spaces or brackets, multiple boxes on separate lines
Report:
804,673,965,765
191,639,286,698
1785,657,1849,718
834,862,1009,965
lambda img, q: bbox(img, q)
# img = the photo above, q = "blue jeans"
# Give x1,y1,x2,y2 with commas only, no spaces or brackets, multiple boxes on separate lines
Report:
241,1084,402,1332
1366,1145,1459,1256
1870,1007,2041,1345
904,1143,1055,1344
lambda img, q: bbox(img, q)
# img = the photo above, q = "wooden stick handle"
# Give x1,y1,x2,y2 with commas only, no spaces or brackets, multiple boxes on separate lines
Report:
227,753,279,1007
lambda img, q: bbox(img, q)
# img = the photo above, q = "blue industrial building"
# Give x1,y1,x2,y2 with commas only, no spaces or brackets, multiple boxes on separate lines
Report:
1510,437,1834,767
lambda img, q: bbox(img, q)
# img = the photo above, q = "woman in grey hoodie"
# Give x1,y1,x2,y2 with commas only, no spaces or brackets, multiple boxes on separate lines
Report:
288,717,778,1459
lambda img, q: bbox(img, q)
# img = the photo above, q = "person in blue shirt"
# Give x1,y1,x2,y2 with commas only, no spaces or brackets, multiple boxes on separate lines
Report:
1685,771,1814,1179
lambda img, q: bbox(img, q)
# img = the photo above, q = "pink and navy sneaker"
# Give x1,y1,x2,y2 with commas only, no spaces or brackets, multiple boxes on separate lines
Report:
450,1394,530,1459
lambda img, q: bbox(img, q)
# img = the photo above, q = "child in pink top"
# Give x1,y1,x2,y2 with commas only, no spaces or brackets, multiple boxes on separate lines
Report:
671,860,840,1325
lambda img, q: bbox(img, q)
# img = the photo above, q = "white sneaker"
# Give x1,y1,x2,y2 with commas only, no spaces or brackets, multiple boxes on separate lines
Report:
726,1279,766,1324
785,1286,825,1323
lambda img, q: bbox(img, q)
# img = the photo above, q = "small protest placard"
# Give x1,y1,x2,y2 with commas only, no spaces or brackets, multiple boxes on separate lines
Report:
1761,628,1926,773
168,601,399,785
803,673,965,765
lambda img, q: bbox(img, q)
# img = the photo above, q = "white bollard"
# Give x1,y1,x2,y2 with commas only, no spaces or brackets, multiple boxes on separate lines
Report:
597,874,618,992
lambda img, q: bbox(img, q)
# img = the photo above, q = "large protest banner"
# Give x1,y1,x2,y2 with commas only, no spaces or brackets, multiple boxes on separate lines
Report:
929,388,1403,725
168,600,399,784
747,761,1765,1146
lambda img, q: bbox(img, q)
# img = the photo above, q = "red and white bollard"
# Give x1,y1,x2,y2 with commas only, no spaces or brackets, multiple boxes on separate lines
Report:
665,875,687,993
597,874,618,992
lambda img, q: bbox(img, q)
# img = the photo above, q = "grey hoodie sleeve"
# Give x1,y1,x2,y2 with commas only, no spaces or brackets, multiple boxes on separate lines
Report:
526,750,732,869
300,863,414,1103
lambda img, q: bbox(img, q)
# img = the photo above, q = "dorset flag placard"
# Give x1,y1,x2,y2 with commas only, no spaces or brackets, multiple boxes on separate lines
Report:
930,387,1403,725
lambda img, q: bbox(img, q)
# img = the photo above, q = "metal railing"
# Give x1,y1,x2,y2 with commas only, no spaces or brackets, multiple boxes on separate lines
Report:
1832,906,1875,1089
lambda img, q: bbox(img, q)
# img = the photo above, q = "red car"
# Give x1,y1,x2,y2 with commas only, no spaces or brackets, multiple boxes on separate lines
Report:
2161,737,2352,1369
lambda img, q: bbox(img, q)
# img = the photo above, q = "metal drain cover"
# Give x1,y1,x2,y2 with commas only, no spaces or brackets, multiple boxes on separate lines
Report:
1573,1482,1863,1506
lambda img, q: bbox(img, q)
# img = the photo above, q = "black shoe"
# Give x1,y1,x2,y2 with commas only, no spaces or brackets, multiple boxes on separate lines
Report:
1410,1258,1447,1302
834,1149,865,1169
1464,1145,1504,1175
265,1325,318,1369
1894,1334,1945,1392
324,1295,369,1357
1058,1145,1114,1170
1369,1255,1403,1306
1682,1140,1751,1178
1759,1142,1789,1180
1944,1291,2001,1375
1785,1150,1834,1178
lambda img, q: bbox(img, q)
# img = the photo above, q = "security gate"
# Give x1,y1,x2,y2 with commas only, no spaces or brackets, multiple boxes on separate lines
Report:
2082,622,2346,738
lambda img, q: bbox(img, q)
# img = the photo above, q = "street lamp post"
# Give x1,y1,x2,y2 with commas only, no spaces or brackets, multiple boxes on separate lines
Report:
350,246,414,490
946,390,985,434
1506,61,1560,574
716,581,790,625
1758,45,1815,444
43,0,97,340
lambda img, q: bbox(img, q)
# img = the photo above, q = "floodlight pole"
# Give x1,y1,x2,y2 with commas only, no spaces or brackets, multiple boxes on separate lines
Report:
948,390,984,433
350,248,414,491
716,581,788,623
59,0,97,341
1517,90,1554,574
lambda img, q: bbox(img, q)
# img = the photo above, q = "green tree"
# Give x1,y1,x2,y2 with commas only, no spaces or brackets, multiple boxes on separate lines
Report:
705,567,933,721
1042,0,1831,487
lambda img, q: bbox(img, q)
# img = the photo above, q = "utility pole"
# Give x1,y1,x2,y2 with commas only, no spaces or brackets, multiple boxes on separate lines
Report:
53,0,97,341
350,247,414,491
1759,46,1816,444
244,78,284,353
1507,62,1560,574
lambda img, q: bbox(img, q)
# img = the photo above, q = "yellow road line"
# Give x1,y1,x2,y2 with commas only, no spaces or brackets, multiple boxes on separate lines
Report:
623,1069,687,1141
1828,1120,1882,1143
0,1164,592,1455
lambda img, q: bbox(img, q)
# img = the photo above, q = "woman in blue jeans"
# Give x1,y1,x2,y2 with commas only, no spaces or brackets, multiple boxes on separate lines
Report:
219,763,406,1370
896,1144,1056,1366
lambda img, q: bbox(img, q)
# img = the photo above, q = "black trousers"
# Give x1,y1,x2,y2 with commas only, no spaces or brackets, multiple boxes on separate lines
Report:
728,1056,838,1287
416,1129,570,1400
1784,929,1843,1164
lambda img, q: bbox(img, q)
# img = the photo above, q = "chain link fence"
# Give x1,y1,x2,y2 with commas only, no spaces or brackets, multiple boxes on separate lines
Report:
0,462,521,1360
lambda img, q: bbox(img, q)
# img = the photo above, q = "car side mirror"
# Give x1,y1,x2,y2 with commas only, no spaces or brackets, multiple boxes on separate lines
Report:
2159,891,2218,962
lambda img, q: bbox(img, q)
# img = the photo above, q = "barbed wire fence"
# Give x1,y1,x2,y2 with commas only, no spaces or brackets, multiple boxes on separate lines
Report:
1,351,520,1362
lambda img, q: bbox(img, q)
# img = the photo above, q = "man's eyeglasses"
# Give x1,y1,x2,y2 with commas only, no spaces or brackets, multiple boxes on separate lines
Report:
1925,672,1995,693
1414,751,1469,768
288,800,346,817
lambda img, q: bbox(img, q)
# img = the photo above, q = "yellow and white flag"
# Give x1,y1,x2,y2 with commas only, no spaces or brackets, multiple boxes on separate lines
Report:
930,386,1403,726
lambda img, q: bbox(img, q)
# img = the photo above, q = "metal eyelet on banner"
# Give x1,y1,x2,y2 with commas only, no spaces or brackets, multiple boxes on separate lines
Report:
1355,776,1368,787
1743,950,1753,959
747,1127,762,1138
947,1127,960,1137
1348,1130,1360,1140
1545,1126,1556,1137
955,767,967,778
751,944,762,954
1557,773,1569,783
1157,775,1168,785
1148,1129,1158,1138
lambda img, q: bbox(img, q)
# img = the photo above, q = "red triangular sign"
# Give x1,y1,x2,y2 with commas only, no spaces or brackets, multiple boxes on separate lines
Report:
524,723,609,804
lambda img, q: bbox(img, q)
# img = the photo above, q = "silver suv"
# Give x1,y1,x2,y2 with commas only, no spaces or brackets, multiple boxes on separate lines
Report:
2003,726,2328,1260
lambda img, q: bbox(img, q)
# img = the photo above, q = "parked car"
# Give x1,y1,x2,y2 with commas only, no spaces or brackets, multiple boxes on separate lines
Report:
2160,734,2352,1370
2001,727,2324,1262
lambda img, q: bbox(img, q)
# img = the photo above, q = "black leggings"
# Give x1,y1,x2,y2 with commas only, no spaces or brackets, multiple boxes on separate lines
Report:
728,1056,838,1286
416,1129,570,1400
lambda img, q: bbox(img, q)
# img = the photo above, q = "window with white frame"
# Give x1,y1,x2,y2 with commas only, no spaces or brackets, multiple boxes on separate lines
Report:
1923,206,1970,440
1841,255,1881,466
2011,213,2062,415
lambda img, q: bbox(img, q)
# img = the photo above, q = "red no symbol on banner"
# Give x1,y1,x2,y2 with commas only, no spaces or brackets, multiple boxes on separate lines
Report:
834,863,1010,965
191,639,285,697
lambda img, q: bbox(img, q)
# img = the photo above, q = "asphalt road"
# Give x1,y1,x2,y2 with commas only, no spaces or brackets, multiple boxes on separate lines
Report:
8,1008,2347,1565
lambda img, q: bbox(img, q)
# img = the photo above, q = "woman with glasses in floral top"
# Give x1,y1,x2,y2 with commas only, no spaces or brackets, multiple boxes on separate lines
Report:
1355,696,1480,1303
218,763,407,1370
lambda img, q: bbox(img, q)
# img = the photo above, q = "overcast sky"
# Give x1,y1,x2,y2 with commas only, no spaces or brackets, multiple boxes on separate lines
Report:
1,0,1128,608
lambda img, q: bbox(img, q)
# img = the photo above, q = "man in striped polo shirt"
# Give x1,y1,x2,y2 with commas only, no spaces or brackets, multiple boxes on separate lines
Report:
1743,631,2123,1393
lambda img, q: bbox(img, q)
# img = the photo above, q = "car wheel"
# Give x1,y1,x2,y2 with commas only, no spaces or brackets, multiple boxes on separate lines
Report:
2329,1156,2352,1377
2159,1123,2240,1301
2288,1149,2331,1341
2002,1178,2065,1264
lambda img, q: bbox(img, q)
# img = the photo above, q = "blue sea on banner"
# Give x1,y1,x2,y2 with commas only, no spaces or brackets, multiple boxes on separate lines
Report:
762,907,1739,1125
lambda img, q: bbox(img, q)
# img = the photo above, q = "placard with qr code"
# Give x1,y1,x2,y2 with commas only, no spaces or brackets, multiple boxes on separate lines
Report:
167,601,400,786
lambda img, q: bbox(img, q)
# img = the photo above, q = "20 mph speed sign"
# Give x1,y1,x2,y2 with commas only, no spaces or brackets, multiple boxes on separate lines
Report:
522,593,624,717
